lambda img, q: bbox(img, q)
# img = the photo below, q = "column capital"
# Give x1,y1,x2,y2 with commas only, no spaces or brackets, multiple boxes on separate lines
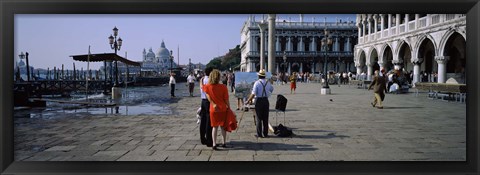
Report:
435,56,450,64
411,57,424,65
377,60,385,67
392,59,403,65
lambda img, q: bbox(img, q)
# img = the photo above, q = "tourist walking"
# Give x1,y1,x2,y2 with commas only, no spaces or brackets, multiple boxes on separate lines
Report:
187,72,195,97
169,72,176,98
199,67,214,147
289,72,297,94
368,69,388,109
247,69,274,138
230,73,235,93
203,69,231,150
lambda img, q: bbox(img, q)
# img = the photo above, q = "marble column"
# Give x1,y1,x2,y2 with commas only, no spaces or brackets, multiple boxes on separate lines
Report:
435,56,449,83
334,37,339,52
258,22,268,70
405,14,410,32
311,36,317,52
358,25,362,38
412,58,422,85
392,59,403,70
396,14,401,27
415,14,420,29
288,62,291,75
300,62,303,73
362,21,367,38
388,14,392,28
380,14,385,37
276,63,279,74
367,17,372,36
298,37,304,51
287,37,293,51
311,62,315,73
276,36,281,52
374,14,378,34
268,14,276,74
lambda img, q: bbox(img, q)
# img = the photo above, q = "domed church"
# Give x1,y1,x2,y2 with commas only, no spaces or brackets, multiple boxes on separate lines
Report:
142,40,177,75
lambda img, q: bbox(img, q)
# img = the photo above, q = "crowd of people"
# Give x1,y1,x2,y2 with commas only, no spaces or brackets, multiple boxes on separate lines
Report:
173,67,425,149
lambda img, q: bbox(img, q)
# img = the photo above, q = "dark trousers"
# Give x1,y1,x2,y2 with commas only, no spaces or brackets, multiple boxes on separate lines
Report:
255,98,269,137
170,84,175,97
189,83,194,95
200,99,213,146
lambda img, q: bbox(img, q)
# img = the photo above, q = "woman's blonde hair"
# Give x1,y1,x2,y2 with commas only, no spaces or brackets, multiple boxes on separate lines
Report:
208,69,221,84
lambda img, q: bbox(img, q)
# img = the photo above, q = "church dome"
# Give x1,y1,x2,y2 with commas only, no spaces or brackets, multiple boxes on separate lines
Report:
156,40,171,58
146,48,156,58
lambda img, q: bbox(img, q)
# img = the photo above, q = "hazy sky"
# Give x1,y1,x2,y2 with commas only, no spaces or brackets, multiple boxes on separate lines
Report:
15,14,356,70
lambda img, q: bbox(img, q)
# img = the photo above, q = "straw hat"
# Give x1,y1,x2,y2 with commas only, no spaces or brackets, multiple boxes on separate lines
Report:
257,69,266,76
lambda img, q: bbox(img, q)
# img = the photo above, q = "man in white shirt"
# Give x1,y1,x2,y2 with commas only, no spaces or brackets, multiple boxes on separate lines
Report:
199,67,213,147
187,72,195,97
169,72,176,98
247,69,274,138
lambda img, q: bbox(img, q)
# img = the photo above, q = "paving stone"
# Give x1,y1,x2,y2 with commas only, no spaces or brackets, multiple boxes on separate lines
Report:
14,83,466,161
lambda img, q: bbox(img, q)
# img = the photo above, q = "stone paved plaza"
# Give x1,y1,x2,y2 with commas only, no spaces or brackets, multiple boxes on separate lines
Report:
14,81,466,161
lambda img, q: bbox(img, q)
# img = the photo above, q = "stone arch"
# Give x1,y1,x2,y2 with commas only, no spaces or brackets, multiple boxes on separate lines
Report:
368,48,380,72
443,32,466,75
438,29,466,56
414,34,438,57
394,39,412,58
416,37,437,74
359,50,367,73
382,45,394,71
398,42,413,72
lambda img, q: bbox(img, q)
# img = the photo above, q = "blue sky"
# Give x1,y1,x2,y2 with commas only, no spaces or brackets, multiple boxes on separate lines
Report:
15,14,356,70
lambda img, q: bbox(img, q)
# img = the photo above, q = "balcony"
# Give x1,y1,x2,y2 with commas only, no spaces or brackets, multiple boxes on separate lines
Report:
247,51,354,58
418,17,427,28
399,24,406,33
358,14,465,45
408,21,416,31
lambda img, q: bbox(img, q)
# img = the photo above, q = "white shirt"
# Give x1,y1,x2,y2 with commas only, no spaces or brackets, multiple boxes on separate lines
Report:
169,76,176,85
251,79,274,98
200,76,209,99
187,75,195,83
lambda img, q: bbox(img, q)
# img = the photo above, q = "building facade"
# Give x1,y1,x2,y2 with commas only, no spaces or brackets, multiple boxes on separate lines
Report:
354,14,466,84
240,15,358,75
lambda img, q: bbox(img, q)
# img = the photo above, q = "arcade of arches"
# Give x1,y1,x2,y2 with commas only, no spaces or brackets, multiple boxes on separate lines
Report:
355,31,466,84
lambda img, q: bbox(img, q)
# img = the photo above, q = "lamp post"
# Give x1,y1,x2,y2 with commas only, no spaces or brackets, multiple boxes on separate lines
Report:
108,26,123,99
321,28,333,94
19,52,30,82
108,26,123,87
170,50,174,74
283,51,287,84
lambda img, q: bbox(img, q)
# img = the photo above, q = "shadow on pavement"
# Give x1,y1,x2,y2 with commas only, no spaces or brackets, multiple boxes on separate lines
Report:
228,140,317,151
295,132,350,139
382,106,424,109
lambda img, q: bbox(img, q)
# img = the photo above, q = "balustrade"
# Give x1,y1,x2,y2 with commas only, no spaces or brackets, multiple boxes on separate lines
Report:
408,21,416,31
399,24,406,33
419,18,427,28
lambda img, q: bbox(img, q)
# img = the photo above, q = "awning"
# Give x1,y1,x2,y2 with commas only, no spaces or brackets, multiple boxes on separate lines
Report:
70,53,141,67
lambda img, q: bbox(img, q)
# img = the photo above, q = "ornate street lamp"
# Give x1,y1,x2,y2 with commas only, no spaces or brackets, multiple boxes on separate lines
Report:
19,52,30,81
108,26,123,87
321,28,333,90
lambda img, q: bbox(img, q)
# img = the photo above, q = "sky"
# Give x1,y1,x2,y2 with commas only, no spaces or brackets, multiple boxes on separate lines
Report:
15,14,356,70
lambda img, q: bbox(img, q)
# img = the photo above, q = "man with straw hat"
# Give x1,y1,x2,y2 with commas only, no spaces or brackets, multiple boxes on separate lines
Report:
247,69,274,138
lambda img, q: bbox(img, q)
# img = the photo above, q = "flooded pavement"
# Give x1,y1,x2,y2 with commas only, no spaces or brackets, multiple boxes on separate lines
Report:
14,84,183,118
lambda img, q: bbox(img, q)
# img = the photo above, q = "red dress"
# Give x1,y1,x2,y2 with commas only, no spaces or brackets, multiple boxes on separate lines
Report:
202,84,229,127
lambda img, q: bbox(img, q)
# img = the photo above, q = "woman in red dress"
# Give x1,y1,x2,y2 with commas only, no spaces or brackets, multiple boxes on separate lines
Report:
202,69,230,150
